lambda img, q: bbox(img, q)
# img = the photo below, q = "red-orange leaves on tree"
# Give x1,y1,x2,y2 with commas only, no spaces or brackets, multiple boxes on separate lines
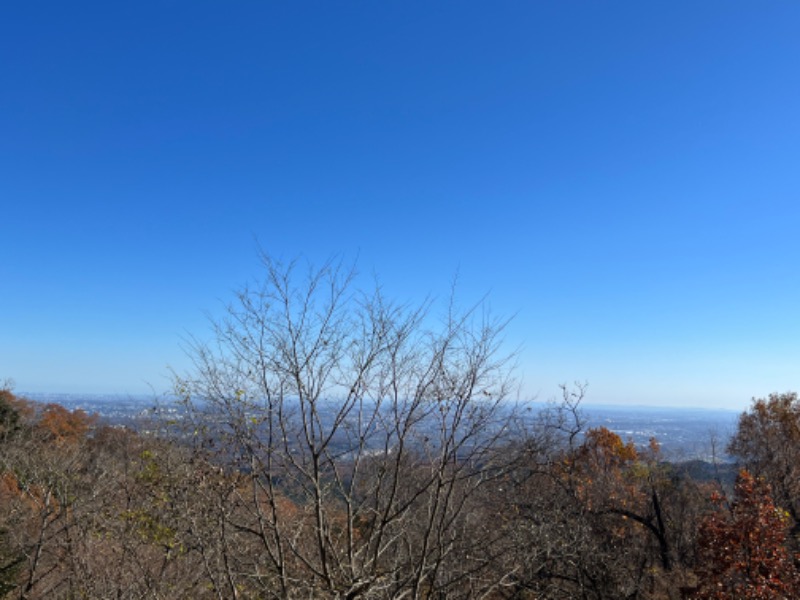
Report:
728,392,800,543
687,470,800,599
580,426,639,467
570,427,641,511
35,403,96,444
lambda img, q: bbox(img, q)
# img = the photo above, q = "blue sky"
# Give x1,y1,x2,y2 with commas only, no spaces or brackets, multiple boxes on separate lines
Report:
2,1,799,408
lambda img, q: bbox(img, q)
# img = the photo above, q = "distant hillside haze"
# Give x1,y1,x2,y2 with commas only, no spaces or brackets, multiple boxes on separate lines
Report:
22,392,738,460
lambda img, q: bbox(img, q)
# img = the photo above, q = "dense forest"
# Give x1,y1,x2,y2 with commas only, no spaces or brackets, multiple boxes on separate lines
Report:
2,258,799,599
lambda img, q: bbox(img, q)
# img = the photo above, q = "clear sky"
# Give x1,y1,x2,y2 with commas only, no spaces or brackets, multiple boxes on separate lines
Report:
2,1,799,409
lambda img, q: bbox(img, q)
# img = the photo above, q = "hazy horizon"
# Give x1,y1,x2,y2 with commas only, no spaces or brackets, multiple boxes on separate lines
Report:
15,387,748,414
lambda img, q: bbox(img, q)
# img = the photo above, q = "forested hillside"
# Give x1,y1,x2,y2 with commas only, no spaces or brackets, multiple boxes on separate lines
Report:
2,385,799,599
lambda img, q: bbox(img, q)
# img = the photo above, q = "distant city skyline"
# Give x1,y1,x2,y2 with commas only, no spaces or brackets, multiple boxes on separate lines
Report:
2,1,799,410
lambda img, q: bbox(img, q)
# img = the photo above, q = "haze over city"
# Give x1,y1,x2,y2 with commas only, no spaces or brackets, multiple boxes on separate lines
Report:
2,2,799,409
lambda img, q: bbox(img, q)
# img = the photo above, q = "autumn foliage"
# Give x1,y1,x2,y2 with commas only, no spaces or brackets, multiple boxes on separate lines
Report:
35,403,97,444
687,470,800,599
2,380,800,599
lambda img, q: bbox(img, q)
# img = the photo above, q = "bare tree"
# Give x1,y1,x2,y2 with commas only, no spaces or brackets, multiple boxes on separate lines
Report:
173,255,518,598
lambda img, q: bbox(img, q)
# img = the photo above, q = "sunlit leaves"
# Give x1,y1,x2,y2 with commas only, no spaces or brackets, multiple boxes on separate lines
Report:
687,470,800,599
